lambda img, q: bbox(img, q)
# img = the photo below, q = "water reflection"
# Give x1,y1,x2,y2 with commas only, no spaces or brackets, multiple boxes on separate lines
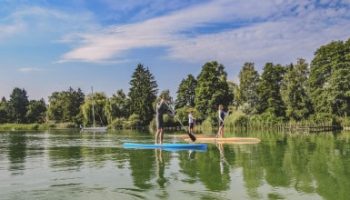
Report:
7,132,27,174
1,130,350,199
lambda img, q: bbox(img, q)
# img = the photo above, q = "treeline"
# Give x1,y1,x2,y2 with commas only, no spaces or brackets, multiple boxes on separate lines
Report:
1,38,350,129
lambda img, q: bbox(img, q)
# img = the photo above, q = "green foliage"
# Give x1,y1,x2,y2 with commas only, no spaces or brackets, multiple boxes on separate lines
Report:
238,62,260,114
128,64,158,125
106,89,129,124
0,123,49,131
0,97,9,123
81,92,108,126
225,110,249,127
195,61,233,119
308,113,340,126
48,87,84,123
175,74,197,109
281,59,313,121
257,63,286,117
201,117,214,132
250,112,285,124
309,39,350,116
110,118,126,130
26,99,47,123
123,114,141,129
227,81,239,107
9,88,29,123
175,106,199,125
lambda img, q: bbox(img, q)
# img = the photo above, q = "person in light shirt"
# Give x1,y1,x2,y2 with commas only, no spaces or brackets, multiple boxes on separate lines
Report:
188,111,195,135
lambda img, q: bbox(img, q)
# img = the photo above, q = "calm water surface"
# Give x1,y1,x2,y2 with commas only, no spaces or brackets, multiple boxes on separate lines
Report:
1,130,350,200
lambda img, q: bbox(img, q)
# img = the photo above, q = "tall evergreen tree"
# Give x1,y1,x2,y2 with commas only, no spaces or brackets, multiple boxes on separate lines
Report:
257,63,286,117
309,39,350,116
9,88,29,123
175,74,197,109
281,59,313,120
195,61,233,119
128,64,158,125
238,62,260,114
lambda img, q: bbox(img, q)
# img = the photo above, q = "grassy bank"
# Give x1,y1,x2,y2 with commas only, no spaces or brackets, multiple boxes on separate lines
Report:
0,122,78,131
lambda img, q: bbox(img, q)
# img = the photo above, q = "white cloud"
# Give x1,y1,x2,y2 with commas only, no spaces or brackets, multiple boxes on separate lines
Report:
0,23,25,39
60,0,350,66
0,6,98,41
17,67,42,73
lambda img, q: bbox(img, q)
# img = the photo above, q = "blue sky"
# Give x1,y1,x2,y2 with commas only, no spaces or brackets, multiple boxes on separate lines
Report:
0,0,350,100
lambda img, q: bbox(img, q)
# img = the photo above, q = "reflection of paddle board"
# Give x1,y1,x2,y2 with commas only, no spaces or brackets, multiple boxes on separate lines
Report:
183,137,261,144
123,143,207,151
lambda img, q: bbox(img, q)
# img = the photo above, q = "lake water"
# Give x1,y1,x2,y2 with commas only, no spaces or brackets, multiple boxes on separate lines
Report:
0,130,350,200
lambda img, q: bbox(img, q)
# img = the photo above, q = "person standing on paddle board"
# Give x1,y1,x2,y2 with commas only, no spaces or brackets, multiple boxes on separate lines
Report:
217,104,228,138
155,97,167,144
188,111,195,136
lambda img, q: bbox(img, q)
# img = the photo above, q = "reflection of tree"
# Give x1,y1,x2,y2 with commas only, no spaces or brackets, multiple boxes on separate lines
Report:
262,138,291,187
8,132,27,174
128,149,154,189
48,132,83,169
237,145,264,199
308,134,350,200
237,131,350,200
178,145,231,191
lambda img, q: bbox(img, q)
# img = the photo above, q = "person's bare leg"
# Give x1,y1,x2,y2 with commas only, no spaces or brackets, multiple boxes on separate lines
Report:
155,129,160,144
159,128,164,144
221,127,224,138
217,126,222,138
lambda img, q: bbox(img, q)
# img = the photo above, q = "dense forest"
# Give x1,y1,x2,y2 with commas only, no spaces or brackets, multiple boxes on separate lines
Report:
1,38,350,129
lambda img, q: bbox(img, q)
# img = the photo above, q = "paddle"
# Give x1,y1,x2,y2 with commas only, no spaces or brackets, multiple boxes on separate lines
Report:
164,102,196,142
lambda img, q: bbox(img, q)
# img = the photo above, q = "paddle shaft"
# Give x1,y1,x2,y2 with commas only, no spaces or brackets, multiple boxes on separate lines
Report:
164,102,196,141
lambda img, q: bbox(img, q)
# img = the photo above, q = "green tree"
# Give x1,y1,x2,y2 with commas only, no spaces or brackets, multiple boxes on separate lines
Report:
26,99,47,123
257,63,286,117
175,74,197,109
81,92,108,126
195,61,233,120
107,89,129,120
8,88,29,123
281,59,313,120
48,87,84,123
228,81,240,107
309,39,350,116
238,62,260,114
0,97,9,123
128,64,158,125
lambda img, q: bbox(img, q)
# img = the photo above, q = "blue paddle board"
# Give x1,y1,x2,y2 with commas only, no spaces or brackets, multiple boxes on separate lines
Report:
123,143,207,151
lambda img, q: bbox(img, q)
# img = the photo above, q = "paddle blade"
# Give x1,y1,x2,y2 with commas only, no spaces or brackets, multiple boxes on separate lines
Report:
188,132,196,142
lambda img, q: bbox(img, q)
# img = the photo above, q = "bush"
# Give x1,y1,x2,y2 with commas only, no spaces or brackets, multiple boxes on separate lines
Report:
201,117,214,132
225,110,249,127
308,113,341,127
123,114,141,129
250,112,284,124
110,118,125,129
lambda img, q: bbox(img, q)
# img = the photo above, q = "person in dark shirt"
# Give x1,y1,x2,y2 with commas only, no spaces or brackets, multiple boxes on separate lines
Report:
217,104,228,138
155,97,167,144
